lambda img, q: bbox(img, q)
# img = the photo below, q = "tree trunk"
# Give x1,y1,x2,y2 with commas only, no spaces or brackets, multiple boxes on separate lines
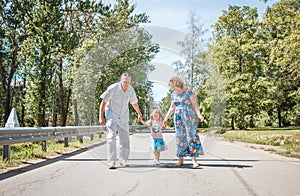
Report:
73,99,79,126
4,85,11,126
58,58,65,126
38,73,46,127
51,96,57,127
2,41,18,126
64,88,72,125
51,71,57,127
57,58,72,127
250,115,255,128
38,55,47,127
238,97,246,130
277,107,282,127
231,116,235,130
20,76,26,127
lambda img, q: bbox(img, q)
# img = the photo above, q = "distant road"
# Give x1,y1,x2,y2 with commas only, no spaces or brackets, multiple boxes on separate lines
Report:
1,132,300,196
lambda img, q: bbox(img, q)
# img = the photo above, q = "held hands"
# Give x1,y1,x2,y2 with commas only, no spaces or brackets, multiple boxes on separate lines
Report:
162,120,167,129
139,118,146,125
99,116,105,126
137,114,144,124
198,114,205,122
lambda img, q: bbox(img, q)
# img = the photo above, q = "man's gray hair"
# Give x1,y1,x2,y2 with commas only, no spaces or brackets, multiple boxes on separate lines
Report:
121,72,131,78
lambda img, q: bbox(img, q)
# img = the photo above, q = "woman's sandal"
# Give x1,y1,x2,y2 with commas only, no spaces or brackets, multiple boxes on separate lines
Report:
176,158,184,166
192,158,199,168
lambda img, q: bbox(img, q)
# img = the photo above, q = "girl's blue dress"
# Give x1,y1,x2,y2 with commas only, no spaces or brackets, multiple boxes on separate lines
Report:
150,122,167,152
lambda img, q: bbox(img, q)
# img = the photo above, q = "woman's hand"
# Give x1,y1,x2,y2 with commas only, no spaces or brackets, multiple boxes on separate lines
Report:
162,120,167,129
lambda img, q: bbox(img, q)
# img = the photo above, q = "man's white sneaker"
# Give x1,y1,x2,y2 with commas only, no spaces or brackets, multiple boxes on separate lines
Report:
120,162,127,167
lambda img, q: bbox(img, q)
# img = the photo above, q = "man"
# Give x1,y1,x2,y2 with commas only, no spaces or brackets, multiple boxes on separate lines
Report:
99,72,143,169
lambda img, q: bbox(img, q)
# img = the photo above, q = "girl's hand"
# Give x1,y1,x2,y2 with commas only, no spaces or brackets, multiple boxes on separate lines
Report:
139,119,145,125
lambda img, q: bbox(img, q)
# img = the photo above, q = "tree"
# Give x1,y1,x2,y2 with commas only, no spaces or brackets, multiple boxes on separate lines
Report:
173,11,208,89
19,0,107,127
1,0,158,128
72,0,158,125
53,0,106,126
210,5,266,129
261,0,300,127
0,0,35,126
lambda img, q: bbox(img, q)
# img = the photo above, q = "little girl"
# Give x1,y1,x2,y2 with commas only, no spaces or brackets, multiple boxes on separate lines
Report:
140,109,167,164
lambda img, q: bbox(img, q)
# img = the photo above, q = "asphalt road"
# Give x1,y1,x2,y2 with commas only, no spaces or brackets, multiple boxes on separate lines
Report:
1,132,300,196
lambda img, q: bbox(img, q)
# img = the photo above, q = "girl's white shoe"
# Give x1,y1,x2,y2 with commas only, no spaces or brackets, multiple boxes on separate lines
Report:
154,159,160,165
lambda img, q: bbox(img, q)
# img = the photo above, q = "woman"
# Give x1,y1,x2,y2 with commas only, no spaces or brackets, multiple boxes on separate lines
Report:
163,76,204,168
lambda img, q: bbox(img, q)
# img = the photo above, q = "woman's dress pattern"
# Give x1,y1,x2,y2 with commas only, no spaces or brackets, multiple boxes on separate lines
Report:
171,88,204,157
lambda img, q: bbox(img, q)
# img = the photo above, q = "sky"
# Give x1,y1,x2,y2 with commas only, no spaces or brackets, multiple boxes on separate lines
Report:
103,0,278,101
132,0,276,33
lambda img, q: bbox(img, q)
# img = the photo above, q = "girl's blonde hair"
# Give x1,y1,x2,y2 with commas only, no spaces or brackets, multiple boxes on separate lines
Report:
150,109,164,122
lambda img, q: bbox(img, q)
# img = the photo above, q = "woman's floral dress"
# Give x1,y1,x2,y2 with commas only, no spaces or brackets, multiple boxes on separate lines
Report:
171,88,204,157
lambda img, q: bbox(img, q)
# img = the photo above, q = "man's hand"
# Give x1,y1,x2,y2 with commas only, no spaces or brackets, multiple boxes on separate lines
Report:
138,114,143,123
99,116,105,126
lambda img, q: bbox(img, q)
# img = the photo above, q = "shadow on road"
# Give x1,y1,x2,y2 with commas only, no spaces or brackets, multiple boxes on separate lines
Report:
60,157,254,169
122,158,254,169
1,139,255,181
0,141,106,181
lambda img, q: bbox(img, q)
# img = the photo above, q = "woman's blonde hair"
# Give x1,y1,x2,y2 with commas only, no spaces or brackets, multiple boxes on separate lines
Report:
169,76,184,89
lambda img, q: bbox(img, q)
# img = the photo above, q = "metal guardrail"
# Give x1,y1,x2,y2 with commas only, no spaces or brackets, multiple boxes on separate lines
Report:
0,125,151,146
0,126,105,146
0,125,150,161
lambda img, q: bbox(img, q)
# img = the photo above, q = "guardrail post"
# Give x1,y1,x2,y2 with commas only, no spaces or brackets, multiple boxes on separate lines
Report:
79,136,83,143
3,108,20,161
91,134,94,141
42,140,47,151
64,137,69,147
3,145,10,162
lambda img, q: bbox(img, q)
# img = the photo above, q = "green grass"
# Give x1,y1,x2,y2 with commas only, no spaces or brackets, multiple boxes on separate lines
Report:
220,128,300,159
0,134,105,169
